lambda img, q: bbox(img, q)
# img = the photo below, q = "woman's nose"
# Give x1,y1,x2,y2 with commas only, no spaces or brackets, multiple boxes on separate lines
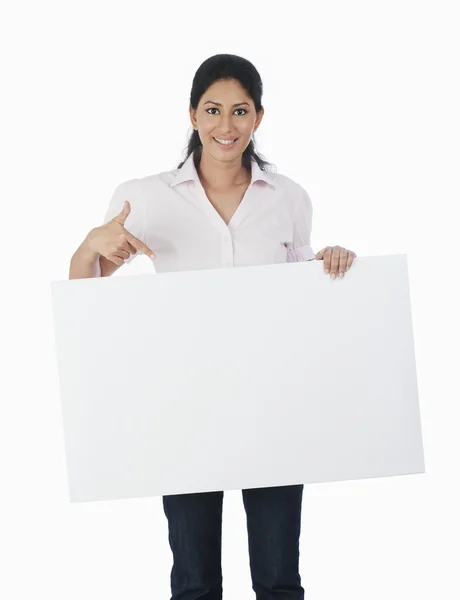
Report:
219,115,233,129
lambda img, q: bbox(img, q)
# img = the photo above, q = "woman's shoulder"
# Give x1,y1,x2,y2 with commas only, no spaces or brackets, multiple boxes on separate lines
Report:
268,171,311,213
113,162,179,189
134,166,188,192
137,171,171,189
270,169,307,194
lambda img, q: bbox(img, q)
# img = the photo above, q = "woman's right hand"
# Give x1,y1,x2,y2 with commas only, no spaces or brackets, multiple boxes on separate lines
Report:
84,200,156,265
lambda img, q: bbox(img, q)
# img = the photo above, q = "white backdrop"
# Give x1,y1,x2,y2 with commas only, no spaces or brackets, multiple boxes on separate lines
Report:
1,1,459,599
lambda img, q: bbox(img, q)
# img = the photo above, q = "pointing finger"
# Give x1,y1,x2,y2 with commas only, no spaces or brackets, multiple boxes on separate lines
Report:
125,231,156,259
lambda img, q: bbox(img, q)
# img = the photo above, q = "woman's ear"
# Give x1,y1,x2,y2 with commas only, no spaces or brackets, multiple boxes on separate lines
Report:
255,106,265,132
189,105,197,129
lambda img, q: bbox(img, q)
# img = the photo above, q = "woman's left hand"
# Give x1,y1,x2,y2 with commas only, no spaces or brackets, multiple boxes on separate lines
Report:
315,246,357,279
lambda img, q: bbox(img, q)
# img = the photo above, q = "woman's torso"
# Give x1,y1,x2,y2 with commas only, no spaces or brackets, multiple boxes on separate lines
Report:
103,150,314,273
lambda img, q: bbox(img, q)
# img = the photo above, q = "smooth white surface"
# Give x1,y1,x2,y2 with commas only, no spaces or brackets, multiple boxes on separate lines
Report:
50,254,424,502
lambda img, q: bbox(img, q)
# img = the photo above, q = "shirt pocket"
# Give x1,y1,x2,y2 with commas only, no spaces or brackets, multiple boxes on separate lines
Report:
284,242,298,262
269,241,289,264
284,241,316,262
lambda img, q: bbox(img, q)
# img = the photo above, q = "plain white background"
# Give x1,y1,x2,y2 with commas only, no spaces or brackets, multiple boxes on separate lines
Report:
1,1,459,598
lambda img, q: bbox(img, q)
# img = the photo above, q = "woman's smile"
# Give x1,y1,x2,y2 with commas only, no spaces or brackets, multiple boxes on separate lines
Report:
213,137,239,148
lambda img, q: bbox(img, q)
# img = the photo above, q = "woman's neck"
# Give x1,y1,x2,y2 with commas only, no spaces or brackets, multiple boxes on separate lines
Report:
195,149,251,190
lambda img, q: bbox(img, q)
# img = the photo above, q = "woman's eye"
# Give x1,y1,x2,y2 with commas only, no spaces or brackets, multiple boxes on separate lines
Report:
206,108,247,116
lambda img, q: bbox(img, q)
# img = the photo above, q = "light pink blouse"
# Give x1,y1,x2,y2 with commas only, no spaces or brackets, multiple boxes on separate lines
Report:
101,148,316,274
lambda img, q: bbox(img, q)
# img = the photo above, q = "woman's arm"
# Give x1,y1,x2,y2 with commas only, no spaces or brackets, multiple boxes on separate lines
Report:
69,241,125,279
69,178,147,280
68,241,101,279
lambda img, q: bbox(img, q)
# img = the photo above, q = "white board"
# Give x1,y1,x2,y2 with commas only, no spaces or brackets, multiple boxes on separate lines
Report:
50,255,425,502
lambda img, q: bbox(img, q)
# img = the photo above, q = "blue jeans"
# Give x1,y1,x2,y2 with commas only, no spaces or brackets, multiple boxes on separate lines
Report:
162,484,305,599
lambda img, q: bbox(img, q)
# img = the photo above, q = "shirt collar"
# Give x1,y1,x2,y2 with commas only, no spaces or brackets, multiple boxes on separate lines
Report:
169,148,276,189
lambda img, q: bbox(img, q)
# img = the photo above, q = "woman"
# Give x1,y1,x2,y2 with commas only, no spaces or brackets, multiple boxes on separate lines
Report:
69,53,356,600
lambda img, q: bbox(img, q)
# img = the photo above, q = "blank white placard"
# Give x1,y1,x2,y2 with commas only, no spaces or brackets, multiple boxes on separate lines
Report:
50,254,425,503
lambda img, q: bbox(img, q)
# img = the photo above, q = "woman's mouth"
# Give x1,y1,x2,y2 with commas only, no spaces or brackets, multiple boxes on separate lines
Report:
213,137,238,148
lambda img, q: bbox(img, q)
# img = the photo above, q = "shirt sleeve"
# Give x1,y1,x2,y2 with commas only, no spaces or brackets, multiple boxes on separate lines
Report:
288,186,316,262
102,178,146,266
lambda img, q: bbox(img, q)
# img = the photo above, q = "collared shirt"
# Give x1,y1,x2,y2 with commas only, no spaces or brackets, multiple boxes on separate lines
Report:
101,148,316,274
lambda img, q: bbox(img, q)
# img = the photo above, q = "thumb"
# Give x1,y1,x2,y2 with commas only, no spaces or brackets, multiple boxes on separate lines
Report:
112,200,130,226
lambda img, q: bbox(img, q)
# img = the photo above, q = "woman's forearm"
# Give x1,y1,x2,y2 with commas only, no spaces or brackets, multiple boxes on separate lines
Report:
69,242,101,279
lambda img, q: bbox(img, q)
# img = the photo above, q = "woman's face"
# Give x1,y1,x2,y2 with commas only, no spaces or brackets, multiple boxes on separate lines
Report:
190,78,264,161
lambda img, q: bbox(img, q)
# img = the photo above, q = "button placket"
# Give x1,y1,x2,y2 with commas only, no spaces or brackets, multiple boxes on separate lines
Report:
222,229,234,268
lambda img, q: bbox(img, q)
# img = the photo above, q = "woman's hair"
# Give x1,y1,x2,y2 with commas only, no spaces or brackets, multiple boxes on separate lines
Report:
177,53,275,174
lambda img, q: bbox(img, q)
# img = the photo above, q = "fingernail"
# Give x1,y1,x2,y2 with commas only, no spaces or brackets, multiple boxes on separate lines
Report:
325,269,330,274
331,273,336,279
339,272,344,278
